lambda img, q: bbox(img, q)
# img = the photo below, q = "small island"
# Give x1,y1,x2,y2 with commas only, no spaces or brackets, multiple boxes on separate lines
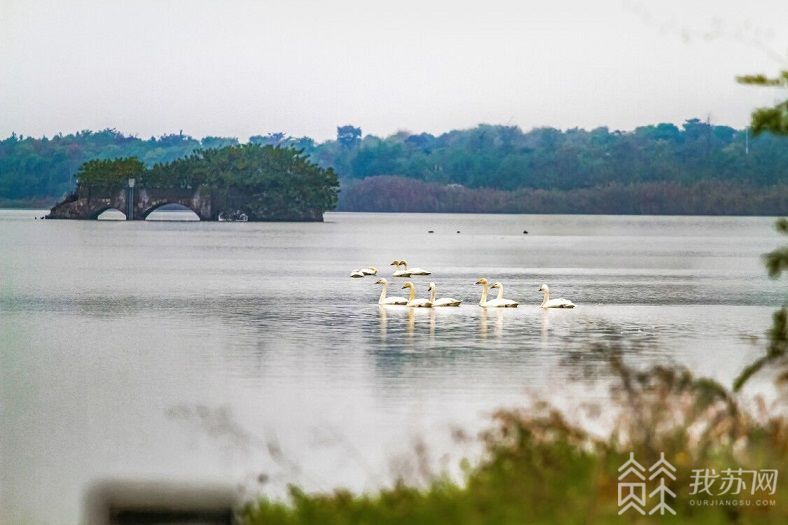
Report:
47,144,339,221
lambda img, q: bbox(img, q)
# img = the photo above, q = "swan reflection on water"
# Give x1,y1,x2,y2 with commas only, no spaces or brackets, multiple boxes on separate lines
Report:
376,305,420,340
479,307,507,340
541,309,551,346
377,305,452,341
377,304,528,343
374,290,575,345
405,307,436,338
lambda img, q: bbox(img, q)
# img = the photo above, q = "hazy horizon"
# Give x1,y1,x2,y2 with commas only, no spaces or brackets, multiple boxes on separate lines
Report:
2,0,786,141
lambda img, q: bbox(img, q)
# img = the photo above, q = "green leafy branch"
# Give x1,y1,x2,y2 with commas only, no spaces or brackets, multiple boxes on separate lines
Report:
736,70,788,135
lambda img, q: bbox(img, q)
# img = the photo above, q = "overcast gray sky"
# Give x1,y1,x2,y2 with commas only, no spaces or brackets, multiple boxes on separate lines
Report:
1,0,786,141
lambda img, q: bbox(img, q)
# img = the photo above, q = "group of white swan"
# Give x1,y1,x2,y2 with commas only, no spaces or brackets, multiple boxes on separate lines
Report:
349,266,378,278
351,260,431,279
353,258,575,309
376,279,462,307
373,277,575,309
475,278,519,308
474,279,574,308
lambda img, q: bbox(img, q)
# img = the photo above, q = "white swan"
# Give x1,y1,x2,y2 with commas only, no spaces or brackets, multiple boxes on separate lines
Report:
375,278,408,305
427,282,461,307
399,259,431,276
475,278,491,306
538,284,575,308
489,281,519,308
351,265,378,277
475,278,518,307
390,259,412,277
401,281,433,308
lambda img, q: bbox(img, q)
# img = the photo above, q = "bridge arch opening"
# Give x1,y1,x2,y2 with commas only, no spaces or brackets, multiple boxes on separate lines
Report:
96,208,127,221
144,203,201,221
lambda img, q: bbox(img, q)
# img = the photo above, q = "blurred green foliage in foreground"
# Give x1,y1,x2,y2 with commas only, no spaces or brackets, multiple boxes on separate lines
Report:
243,351,787,525
737,71,788,136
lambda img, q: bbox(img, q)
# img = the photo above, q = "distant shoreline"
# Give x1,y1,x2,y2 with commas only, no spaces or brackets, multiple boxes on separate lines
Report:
6,178,786,217
336,177,787,217
2,207,783,219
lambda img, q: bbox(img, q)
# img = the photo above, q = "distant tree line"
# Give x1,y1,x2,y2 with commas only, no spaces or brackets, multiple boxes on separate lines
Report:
319,120,786,190
1,120,786,214
0,130,204,201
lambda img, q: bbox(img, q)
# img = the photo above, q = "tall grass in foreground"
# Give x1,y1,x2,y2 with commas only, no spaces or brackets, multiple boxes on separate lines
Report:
242,348,787,525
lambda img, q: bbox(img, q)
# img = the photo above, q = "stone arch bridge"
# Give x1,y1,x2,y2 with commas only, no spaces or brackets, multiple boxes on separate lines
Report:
47,185,214,220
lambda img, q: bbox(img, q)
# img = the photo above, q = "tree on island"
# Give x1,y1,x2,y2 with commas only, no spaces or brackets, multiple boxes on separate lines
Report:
76,157,145,190
147,144,339,220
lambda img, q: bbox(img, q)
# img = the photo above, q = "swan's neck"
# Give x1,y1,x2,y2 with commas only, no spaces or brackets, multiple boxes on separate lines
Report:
407,286,416,302
429,287,436,303
496,285,504,301
479,284,488,306
541,290,549,307
378,285,388,304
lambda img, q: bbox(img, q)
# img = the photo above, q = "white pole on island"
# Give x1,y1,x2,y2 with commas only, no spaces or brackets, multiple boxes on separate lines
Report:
127,178,135,220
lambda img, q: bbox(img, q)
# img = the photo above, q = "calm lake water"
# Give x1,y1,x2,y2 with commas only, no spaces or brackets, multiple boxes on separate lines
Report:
1,209,785,524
